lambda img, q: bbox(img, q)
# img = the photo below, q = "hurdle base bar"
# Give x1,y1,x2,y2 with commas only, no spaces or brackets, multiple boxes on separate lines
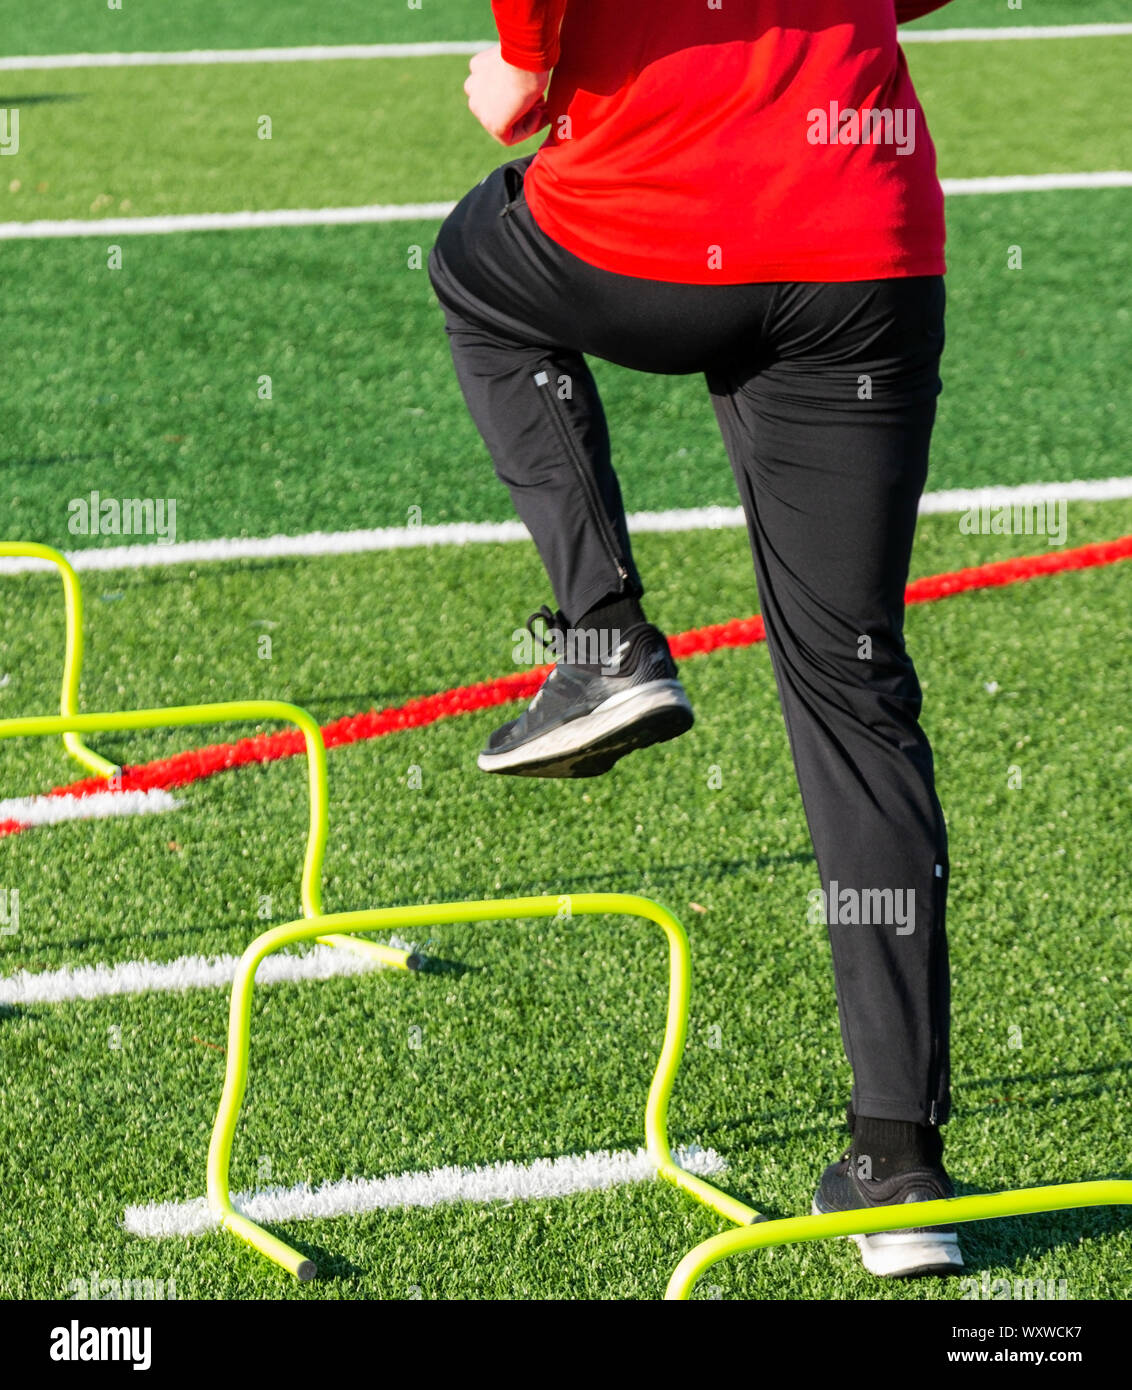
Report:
205,895,756,1280
317,933,418,969
62,730,120,781
222,1209,317,1282
665,1178,1132,1299
655,1158,760,1230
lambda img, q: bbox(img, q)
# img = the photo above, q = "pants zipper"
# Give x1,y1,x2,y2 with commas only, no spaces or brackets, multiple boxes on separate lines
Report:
926,858,947,1125
533,367,630,587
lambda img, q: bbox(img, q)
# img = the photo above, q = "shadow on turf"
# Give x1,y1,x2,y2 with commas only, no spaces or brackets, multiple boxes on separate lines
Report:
683,1060,1132,1155
414,952,473,977
234,1235,364,1285
47,904,473,977
0,93,85,106
493,852,816,900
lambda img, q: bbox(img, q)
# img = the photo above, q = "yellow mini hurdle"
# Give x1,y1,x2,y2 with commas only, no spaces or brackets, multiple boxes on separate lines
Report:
206,894,757,1280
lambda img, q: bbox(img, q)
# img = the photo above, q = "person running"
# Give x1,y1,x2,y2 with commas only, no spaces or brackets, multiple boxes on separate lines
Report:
429,1,961,1277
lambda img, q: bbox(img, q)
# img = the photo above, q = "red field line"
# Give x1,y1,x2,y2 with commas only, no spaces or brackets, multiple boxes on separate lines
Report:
2,534,1129,834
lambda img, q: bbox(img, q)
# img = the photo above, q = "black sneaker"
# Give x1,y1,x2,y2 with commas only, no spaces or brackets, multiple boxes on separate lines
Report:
478,607,694,777
813,1148,964,1277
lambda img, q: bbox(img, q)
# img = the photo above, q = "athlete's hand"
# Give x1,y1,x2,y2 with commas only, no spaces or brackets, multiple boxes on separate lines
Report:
464,45,551,146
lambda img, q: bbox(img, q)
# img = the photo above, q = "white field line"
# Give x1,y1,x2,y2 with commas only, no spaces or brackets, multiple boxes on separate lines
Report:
124,1144,727,1237
0,943,387,1006
943,171,1132,195
900,24,1132,43
0,203,457,240
0,43,496,71
0,787,179,829
2,172,1129,242
3,26,1131,70
0,478,1128,578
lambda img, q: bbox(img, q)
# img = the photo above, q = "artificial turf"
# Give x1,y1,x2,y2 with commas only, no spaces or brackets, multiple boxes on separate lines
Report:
0,187,1129,549
1,504,1129,1299
3,0,1128,56
1,2,1129,1304
3,38,1130,223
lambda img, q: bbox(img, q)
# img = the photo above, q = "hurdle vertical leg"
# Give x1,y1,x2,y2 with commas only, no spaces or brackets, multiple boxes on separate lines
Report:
0,541,118,779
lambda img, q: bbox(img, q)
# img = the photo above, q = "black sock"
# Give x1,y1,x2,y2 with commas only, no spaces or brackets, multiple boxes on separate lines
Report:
575,593,647,636
849,1111,944,1175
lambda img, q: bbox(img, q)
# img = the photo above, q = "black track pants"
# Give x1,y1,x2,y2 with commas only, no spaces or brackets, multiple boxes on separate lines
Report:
429,154,951,1126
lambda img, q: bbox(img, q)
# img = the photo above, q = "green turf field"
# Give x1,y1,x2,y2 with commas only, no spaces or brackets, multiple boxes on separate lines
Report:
4,40,1130,225
2,507,1130,1299
1,5,1129,1302
3,190,1129,549
0,0,1129,53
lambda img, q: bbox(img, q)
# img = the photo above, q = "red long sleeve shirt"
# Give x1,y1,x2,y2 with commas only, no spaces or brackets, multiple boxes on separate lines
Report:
490,1,953,284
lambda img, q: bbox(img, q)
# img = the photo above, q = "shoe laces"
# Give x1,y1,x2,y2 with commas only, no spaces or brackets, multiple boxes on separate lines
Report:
526,604,567,655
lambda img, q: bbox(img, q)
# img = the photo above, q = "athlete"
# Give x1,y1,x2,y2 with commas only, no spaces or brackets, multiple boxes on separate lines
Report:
429,1,961,1277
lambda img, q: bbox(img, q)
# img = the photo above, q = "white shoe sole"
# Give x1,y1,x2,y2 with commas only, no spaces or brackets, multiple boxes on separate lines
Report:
477,679,692,776
812,1198,964,1277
